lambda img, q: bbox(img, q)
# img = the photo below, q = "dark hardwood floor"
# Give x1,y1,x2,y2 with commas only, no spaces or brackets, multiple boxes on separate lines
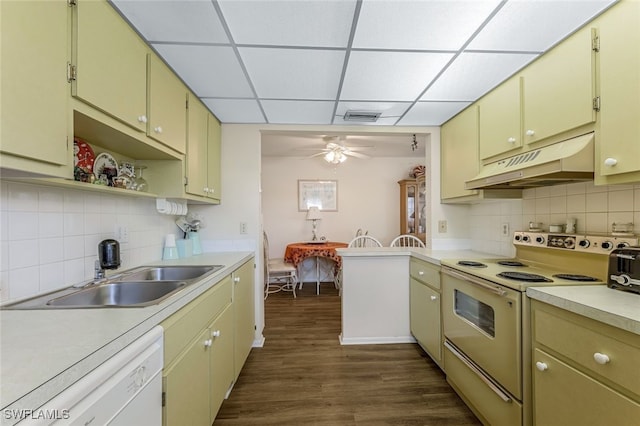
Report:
215,282,480,425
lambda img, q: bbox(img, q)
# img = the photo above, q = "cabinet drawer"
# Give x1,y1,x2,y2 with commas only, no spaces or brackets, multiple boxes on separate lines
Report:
410,259,440,289
162,276,232,366
533,303,640,398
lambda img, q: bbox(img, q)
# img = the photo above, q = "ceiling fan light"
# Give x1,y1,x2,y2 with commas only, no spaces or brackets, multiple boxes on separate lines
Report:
324,151,335,162
338,152,347,162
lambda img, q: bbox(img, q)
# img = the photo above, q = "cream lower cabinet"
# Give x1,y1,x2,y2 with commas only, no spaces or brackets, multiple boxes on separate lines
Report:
409,259,442,367
531,300,640,426
0,0,71,177
233,260,255,381
595,0,640,184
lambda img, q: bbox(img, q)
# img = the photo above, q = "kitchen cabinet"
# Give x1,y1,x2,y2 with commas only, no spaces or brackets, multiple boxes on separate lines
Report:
0,0,72,178
479,77,521,160
595,0,640,184
207,113,222,202
409,259,442,367
399,178,426,243
72,0,148,133
161,276,234,425
147,54,187,154
521,23,596,146
233,260,255,381
531,300,640,425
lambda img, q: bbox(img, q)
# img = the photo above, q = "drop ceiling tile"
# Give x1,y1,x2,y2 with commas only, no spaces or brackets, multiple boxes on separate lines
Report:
239,48,345,100
421,52,537,101
218,0,356,47
398,101,472,126
202,99,265,124
341,51,454,101
354,0,501,50
153,44,253,98
111,0,228,43
335,101,411,125
468,0,615,51
261,100,335,124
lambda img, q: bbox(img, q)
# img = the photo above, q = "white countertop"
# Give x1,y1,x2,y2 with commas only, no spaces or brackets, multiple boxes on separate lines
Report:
527,285,640,335
0,252,253,422
336,247,502,266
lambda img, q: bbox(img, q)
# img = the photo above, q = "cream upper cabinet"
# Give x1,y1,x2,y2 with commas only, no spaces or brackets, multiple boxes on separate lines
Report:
595,0,640,182
206,114,222,202
522,24,596,145
186,96,209,198
441,106,480,201
73,0,148,133
0,0,71,177
148,54,187,154
479,77,521,160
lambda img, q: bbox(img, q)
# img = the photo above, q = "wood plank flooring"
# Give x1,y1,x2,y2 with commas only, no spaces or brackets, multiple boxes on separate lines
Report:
215,283,481,425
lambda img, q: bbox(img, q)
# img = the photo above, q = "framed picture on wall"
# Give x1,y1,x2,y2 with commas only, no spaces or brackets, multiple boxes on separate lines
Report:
298,180,338,211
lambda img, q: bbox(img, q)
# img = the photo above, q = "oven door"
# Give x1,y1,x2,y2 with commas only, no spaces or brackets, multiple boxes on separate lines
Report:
442,266,522,399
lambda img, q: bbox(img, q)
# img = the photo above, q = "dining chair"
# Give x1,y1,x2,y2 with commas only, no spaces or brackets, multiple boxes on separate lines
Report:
348,235,383,248
263,231,298,299
390,234,426,248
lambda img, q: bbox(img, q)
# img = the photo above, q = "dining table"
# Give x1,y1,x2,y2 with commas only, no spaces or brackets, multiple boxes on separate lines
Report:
284,241,348,294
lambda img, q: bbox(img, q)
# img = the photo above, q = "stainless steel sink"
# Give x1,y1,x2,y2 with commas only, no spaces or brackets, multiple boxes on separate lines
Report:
46,281,187,307
1,264,225,309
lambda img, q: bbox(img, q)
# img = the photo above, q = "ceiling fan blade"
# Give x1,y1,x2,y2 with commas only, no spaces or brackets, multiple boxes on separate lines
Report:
343,146,373,151
345,151,370,159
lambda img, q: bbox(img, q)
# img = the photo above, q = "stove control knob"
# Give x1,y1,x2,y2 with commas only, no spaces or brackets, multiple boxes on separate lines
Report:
514,234,522,242
578,239,590,248
522,235,531,243
601,241,613,250
617,242,630,249
535,236,545,244
563,237,576,249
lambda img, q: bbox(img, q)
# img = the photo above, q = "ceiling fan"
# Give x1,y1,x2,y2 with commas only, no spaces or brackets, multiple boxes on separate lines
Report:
306,136,372,164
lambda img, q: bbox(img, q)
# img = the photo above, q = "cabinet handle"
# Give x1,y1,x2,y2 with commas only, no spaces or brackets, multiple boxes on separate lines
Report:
525,129,535,136
535,361,548,372
430,295,438,301
204,339,212,348
507,137,516,143
138,115,147,124
593,352,610,365
604,158,618,167
234,277,240,283
418,271,424,276
211,330,221,338
204,187,209,193
154,126,163,134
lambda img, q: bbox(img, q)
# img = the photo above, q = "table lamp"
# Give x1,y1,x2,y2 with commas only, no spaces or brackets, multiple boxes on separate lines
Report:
306,206,322,241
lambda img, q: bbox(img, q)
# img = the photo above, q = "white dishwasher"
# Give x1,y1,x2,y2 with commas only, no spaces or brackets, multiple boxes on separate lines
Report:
20,326,163,426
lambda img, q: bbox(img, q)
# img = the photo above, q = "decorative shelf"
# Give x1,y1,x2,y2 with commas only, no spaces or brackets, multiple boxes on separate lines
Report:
7,177,159,199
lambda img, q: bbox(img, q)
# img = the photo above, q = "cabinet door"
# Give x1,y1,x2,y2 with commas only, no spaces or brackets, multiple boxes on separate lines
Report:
73,0,147,132
148,54,187,154
532,349,640,426
206,113,221,201
410,278,441,363
209,305,234,423
233,260,255,380
522,25,595,145
0,0,70,169
479,77,521,160
440,105,480,200
597,1,640,177
186,96,208,197
163,328,210,426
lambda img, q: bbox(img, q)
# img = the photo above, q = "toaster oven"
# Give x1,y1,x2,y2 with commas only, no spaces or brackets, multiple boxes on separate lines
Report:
608,247,640,295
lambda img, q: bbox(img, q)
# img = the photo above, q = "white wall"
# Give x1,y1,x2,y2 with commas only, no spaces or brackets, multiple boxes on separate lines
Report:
0,181,176,303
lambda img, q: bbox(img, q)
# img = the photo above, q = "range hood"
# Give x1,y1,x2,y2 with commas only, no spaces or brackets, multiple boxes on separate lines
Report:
466,133,594,190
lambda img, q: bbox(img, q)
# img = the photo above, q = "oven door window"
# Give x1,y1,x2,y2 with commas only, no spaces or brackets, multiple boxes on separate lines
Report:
454,289,495,337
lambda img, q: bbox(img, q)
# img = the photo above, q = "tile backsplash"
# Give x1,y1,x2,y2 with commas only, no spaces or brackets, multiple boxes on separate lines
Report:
469,181,640,256
0,181,178,303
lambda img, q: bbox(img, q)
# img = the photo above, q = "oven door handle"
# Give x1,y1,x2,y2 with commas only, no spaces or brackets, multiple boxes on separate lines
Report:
444,340,512,403
442,267,508,297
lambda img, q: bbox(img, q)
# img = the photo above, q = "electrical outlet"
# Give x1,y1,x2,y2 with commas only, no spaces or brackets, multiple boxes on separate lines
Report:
240,222,248,234
438,220,447,233
115,225,129,243
501,223,510,236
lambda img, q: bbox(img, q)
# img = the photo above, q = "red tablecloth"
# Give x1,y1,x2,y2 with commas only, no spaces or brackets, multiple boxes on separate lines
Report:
284,242,348,269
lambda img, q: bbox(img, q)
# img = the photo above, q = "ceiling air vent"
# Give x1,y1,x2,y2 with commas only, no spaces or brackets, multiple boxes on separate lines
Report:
343,110,381,122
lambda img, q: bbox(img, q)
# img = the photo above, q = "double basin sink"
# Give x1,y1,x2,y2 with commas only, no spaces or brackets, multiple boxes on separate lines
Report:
2,265,224,309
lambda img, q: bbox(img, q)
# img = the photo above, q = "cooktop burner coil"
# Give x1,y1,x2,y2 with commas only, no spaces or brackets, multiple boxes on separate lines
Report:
552,274,599,282
497,260,527,267
457,261,488,268
497,272,553,282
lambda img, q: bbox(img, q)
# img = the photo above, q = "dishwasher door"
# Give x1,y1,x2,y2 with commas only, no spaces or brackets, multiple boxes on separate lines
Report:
19,326,163,426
